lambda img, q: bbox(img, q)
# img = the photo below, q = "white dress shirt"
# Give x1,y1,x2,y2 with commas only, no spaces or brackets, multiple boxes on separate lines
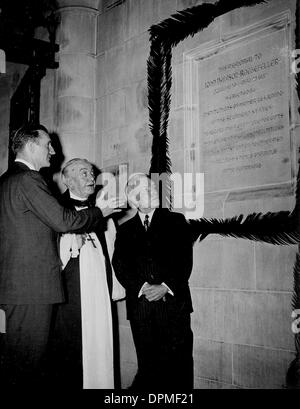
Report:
15,158,36,171
138,209,155,226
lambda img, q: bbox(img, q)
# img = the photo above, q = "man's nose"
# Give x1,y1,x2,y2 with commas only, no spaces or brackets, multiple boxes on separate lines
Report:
49,144,55,155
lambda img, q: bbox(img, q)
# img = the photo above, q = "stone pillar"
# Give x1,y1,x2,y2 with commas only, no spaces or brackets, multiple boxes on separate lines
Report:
54,1,101,167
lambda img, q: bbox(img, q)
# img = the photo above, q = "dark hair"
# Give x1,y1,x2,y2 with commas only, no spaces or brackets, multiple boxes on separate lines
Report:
12,124,49,154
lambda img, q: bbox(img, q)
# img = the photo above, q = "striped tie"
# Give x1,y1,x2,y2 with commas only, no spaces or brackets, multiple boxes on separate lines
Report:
144,214,149,231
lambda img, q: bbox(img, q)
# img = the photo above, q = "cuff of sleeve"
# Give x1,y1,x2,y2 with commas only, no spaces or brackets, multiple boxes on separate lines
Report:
138,282,148,298
161,282,174,296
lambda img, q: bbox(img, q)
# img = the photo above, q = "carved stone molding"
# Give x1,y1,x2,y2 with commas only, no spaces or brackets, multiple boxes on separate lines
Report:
57,0,102,11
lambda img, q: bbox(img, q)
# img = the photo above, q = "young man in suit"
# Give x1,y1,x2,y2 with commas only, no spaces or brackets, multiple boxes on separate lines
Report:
113,173,194,390
50,158,125,389
0,124,121,387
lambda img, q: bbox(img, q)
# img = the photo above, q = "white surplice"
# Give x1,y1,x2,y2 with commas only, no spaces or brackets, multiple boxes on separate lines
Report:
60,218,125,389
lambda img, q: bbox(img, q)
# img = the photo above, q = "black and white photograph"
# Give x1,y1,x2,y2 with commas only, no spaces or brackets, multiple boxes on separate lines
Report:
0,0,300,398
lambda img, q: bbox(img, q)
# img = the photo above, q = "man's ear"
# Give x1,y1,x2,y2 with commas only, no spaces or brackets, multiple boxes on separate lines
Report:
26,140,36,154
61,174,70,189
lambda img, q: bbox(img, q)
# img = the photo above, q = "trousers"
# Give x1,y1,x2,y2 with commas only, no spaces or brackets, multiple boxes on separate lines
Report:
0,304,53,387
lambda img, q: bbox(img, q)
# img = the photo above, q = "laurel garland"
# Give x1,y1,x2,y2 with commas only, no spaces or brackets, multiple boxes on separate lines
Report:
147,0,300,388
147,0,267,197
148,38,172,208
147,0,298,245
188,211,300,245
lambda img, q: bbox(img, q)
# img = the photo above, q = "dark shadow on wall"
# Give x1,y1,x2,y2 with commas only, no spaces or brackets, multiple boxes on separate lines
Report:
40,131,65,198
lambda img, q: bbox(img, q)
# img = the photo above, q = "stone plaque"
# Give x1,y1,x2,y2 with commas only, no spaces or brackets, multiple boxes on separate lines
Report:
195,20,292,192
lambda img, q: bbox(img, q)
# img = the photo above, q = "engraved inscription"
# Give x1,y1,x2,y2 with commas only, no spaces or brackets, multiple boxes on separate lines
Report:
197,28,291,192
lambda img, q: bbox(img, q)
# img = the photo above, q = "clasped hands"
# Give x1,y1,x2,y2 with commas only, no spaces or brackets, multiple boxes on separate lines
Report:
96,189,126,218
141,282,168,302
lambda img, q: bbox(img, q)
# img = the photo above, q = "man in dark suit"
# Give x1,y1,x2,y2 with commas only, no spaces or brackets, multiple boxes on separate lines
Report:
50,158,124,389
0,124,121,387
113,173,194,390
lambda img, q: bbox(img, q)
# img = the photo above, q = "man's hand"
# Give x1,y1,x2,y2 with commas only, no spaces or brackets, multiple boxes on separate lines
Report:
75,234,86,250
142,284,168,302
96,190,126,218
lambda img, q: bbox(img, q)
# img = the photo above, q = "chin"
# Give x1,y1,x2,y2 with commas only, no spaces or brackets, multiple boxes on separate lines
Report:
86,188,95,195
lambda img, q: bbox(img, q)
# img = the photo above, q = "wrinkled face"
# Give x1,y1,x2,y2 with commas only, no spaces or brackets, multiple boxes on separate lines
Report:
127,175,160,211
66,161,95,198
31,131,55,170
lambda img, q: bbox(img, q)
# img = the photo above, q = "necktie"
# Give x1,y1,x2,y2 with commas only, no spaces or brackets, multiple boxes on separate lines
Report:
144,214,149,231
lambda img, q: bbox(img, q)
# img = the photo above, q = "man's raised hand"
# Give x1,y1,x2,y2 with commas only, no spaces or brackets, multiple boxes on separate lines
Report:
96,190,126,217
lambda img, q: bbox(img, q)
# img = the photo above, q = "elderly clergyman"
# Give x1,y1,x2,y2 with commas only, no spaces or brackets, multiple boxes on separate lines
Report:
49,158,125,389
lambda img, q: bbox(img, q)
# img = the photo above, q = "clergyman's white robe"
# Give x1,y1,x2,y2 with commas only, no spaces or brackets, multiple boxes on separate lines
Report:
60,218,125,389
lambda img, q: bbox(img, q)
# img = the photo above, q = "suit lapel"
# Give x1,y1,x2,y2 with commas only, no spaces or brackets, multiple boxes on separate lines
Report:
131,213,146,235
148,208,169,231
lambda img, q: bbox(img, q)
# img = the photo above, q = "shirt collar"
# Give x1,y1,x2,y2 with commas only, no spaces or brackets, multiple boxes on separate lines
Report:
15,158,36,171
69,191,89,201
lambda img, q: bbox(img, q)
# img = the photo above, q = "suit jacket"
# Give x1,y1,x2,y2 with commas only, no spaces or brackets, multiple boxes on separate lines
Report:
59,189,114,298
0,162,103,304
112,208,194,320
